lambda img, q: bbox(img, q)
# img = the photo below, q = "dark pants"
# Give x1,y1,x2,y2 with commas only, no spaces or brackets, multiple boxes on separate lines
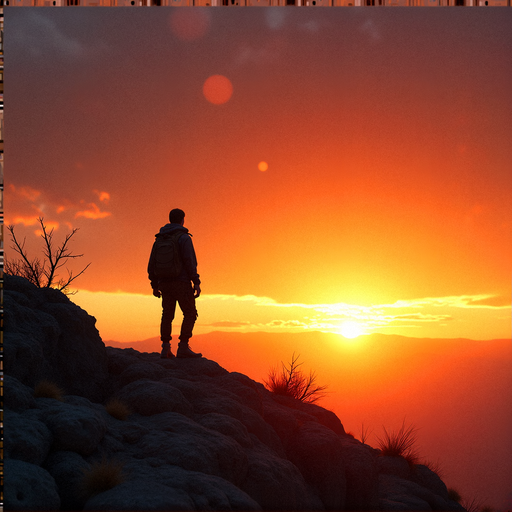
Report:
159,281,197,343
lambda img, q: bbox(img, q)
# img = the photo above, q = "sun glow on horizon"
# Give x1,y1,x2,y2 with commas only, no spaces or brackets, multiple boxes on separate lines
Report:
338,321,364,339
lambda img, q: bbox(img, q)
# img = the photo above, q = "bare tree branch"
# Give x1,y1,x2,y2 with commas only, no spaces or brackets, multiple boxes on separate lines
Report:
5,218,91,295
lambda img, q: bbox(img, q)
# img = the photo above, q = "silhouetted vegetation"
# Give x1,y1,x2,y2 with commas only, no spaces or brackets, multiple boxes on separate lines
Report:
447,488,463,503
80,458,126,500
264,353,327,404
105,398,132,421
359,422,373,444
34,380,64,401
376,420,420,466
5,217,91,295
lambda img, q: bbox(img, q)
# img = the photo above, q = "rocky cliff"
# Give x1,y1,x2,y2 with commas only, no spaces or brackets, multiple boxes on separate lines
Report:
3,275,466,511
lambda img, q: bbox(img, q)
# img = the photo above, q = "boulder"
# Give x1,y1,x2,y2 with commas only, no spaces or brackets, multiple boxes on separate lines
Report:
241,438,324,511
115,379,194,417
4,275,109,402
379,473,465,511
3,375,37,412
37,399,108,456
4,409,53,465
131,412,249,485
340,436,380,511
44,450,91,511
84,480,196,511
4,458,61,511
287,421,346,510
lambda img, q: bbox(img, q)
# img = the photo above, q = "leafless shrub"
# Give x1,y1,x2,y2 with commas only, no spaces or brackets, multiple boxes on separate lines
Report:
5,217,91,295
264,353,327,404
376,420,420,466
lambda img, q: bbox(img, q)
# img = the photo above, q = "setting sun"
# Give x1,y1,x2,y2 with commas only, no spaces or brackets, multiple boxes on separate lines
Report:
339,321,364,339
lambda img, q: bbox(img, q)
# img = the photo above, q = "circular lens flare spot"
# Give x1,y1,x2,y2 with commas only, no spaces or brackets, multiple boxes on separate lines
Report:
203,75,233,105
169,10,210,41
258,161,269,172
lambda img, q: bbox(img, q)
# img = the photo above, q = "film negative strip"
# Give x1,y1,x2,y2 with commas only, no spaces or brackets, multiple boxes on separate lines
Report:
3,0,511,5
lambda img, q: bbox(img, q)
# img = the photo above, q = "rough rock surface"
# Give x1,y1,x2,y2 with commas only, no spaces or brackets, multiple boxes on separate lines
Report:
4,275,466,511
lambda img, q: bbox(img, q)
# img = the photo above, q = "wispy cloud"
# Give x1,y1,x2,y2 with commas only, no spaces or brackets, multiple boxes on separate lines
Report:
12,11,86,60
75,202,111,220
6,184,112,233
196,292,510,338
73,289,511,342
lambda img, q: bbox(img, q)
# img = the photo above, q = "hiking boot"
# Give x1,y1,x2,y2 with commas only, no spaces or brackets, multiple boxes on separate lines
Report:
160,342,175,359
176,342,202,359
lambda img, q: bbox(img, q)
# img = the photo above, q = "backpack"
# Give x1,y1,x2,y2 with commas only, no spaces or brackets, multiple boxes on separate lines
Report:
152,231,184,279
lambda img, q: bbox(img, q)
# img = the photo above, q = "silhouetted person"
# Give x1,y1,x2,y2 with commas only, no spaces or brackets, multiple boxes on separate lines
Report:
148,209,202,359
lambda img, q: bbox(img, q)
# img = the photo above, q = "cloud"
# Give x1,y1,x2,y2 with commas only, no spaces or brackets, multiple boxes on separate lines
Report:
265,320,309,329
7,184,112,229
380,295,506,310
391,314,453,322
360,19,382,43
207,321,253,328
75,202,112,220
11,11,86,60
265,9,287,31
94,190,111,203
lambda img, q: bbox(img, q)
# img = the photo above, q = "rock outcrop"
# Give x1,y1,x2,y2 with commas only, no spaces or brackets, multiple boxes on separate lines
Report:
3,275,466,511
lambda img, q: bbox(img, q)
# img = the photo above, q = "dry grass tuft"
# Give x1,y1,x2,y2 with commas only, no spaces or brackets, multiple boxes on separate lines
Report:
462,496,495,512
81,458,126,500
447,488,462,503
359,423,373,444
34,380,64,401
376,420,420,466
105,398,132,421
422,458,444,479
264,353,327,404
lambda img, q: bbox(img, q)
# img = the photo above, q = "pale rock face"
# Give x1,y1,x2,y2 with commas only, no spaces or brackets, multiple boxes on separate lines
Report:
4,275,466,512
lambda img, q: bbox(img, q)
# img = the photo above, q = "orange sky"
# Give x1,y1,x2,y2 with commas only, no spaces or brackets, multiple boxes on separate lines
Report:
6,8,512,342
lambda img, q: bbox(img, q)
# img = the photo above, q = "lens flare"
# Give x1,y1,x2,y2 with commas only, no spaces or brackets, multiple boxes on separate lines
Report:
203,75,233,105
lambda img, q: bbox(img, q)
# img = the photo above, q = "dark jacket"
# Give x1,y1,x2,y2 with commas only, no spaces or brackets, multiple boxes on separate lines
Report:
148,223,201,289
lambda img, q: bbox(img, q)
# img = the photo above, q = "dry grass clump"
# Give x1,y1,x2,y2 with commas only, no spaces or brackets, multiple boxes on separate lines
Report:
422,458,444,479
264,353,327,404
447,488,462,503
105,398,132,421
81,458,126,500
359,423,373,444
376,420,420,466
34,380,64,401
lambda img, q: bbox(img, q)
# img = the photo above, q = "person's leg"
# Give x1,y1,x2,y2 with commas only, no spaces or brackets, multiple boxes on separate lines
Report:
160,283,177,358
175,282,201,358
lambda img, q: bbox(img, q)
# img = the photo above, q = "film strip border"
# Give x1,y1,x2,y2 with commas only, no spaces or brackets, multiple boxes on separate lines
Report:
0,7,3,510
0,6,3,283
2,0,511,6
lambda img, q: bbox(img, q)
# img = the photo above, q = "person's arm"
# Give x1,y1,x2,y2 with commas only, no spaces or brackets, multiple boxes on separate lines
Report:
147,242,161,297
180,235,201,292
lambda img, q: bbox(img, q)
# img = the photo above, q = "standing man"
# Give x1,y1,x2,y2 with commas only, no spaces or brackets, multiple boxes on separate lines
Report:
148,208,202,359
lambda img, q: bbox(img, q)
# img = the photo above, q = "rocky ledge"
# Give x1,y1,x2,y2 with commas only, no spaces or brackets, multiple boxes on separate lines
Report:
3,275,466,511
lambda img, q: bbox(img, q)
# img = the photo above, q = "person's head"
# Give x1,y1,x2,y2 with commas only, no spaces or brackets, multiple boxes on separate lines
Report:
169,208,185,225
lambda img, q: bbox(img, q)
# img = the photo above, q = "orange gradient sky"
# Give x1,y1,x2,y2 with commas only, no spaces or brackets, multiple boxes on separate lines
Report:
6,8,512,342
